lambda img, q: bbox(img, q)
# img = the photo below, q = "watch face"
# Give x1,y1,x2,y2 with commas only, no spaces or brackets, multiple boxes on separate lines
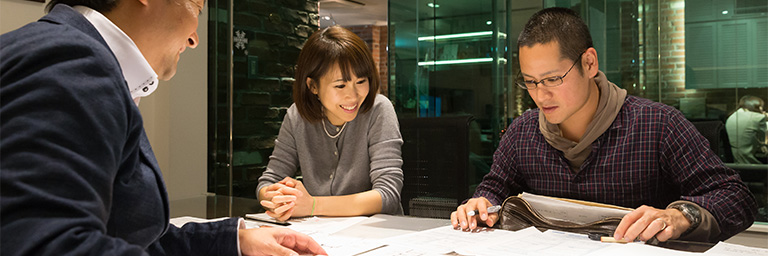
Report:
675,204,701,230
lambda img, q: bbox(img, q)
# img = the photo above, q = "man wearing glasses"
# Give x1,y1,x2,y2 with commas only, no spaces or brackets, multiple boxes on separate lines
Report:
451,7,756,243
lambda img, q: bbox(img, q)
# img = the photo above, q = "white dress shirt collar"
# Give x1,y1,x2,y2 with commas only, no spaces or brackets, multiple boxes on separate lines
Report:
73,6,158,106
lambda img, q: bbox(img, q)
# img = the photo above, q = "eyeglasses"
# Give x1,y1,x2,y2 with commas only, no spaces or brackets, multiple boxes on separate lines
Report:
515,52,584,90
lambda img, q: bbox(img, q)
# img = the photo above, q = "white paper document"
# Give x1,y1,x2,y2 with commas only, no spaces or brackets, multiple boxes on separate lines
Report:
704,241,768,256
285,215,369,236
170,216,230,227
279,215,386,256
175,215,766,256
384,225,537,254
309,234,389,256
378,225,708,256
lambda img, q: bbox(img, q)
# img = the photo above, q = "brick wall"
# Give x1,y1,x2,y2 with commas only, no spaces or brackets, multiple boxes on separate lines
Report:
345,25,389,96
659,0,688,108
638,0,684,107
208,0,319,197
639,0,709,116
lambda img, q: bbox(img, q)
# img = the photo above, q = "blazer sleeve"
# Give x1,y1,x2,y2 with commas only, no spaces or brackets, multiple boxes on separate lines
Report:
147,218,240,255
0,25,151,255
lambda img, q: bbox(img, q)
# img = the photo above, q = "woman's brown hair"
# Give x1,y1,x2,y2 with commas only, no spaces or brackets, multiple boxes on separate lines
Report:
292,25,380,123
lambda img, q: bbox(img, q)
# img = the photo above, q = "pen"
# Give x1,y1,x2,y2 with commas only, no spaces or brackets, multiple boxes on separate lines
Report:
588,232,629,243
466,205,501,216
244,215,291,226
351,244,388,256
599,237,629,243
587,232,609,241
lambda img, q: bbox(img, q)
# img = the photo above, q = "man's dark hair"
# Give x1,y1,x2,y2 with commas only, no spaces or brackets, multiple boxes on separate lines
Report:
46,0,119,13
517,7,594,72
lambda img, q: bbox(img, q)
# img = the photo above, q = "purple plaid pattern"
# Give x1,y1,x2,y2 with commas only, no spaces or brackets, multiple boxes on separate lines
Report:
474,95,757,240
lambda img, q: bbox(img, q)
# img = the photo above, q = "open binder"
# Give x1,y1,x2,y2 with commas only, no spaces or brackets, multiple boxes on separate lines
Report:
497,193,633,235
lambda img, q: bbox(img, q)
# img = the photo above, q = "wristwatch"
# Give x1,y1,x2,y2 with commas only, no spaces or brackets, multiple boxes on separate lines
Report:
669,203,701,236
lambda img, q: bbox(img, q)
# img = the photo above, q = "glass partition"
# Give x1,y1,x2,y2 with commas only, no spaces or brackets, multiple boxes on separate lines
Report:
389,0,514,215
389,0,767,224
208,0,320,203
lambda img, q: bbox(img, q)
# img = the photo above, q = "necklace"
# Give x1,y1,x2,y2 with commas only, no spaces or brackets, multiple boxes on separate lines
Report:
322,120,347,139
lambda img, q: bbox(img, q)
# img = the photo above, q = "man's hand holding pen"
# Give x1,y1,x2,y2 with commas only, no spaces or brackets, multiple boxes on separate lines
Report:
451,197,500,231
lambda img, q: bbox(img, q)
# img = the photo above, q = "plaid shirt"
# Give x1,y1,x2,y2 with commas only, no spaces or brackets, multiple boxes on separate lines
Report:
474,95,757,240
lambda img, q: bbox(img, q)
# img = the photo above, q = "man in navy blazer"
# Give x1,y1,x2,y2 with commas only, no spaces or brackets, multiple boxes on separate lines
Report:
0,0,326,255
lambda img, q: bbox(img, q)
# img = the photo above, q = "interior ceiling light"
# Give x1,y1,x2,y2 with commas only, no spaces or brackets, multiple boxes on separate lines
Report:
418,31,506,41
419,58,493,66
427,3,440,8
318,0,365,6
418,58,508,66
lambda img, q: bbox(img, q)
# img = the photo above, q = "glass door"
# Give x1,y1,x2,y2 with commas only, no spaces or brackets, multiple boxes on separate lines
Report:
208,0,321,201
389,0,513,213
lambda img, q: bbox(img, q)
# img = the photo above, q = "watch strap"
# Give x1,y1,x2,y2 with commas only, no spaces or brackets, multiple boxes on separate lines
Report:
669,203,702,236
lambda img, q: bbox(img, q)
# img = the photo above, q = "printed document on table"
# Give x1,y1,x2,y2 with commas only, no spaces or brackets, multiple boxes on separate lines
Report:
383,225,540,255
540,229,701,256
244,214,386,256
346,244,445,256
381,225,705,256
243,213,369,236
285,215,369,236
170,216,230,227
703,241,768,256
310,234,390,256
289,215,386,255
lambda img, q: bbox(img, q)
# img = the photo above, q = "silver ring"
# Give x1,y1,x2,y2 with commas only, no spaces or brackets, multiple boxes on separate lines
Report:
656,218,667,231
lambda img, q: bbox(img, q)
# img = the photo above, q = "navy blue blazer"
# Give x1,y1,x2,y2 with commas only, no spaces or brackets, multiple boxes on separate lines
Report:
1,5,239,255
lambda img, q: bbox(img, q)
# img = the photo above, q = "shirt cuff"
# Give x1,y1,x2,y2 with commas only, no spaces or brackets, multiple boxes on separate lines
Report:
667,200,721,242
236,217,246,256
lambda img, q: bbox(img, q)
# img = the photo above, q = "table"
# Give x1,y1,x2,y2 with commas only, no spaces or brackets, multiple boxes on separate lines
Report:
168,195,745,255
169,194,263,219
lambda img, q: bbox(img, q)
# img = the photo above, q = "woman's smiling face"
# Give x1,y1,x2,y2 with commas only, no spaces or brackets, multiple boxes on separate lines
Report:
309,63,370,126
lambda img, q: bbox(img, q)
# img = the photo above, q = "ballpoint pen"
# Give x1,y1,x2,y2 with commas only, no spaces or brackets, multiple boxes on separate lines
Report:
587,232,629,243
244,214,291,226
466,205,501,216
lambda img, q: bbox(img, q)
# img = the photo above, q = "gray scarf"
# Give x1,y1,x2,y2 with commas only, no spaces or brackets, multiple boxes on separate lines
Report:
538,71,627,172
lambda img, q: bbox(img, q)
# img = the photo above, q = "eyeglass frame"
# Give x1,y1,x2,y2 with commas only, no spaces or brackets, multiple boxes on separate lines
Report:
515,51,586,90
